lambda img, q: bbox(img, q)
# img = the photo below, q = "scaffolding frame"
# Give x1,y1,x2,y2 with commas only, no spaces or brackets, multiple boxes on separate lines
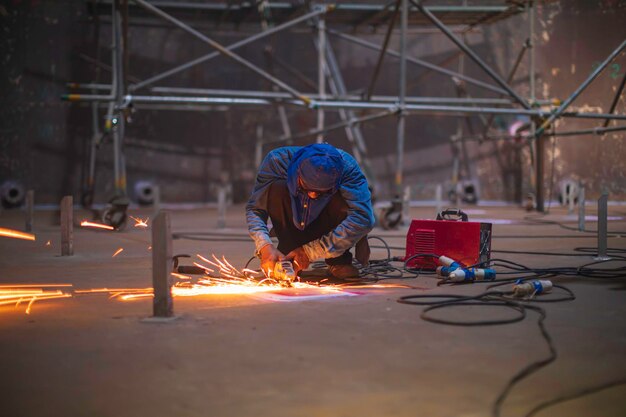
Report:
64,0,626,216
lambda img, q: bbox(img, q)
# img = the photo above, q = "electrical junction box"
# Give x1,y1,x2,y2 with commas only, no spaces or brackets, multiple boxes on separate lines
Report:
405,210,492,269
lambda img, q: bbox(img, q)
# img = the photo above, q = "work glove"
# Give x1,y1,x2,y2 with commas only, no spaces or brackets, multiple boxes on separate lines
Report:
283,246,310,273
259,244,283,276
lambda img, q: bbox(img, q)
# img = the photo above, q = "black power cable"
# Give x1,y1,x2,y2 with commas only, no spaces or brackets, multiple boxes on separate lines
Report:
524,378,626,417
398,286,575,417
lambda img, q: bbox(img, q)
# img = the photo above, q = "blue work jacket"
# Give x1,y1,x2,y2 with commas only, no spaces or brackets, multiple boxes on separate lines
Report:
246,145,374,261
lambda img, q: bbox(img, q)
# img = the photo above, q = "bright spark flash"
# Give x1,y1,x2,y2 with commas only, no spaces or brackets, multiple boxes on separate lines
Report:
129,216,149,228
101,256,345,299
80,221,115,230
112,247,124,257
0,285,73,314
0,227,36,241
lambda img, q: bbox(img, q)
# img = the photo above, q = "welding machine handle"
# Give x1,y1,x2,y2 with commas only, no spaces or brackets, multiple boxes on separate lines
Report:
436,208,469,222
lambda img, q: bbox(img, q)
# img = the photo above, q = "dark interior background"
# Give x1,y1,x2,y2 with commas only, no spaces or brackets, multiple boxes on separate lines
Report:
1,0,625,205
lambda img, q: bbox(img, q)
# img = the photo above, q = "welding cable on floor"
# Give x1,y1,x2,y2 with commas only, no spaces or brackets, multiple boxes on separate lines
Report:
357,250,442,282
458,256,626,283
523,378,626,417
397,286,575,417
306,236,429,283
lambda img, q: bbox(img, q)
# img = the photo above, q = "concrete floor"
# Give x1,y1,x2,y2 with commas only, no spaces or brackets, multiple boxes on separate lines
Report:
1,203,625,417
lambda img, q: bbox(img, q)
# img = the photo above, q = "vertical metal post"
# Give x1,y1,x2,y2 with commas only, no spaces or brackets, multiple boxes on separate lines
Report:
152,185,161,218
528,1,536,106
60,196,73,256
603,71,626,128
578,185,585,232
152,211,173,317
435,184,443,218
316,16,326,143
395,0,408,193
255,124,264,169
568,183,575,214
402,185,411,225
528,1,544,212
535,134,545,212
324,38,373,182
217,186,227,229
25,190,34,232
594,192,610,260
112,0,127,197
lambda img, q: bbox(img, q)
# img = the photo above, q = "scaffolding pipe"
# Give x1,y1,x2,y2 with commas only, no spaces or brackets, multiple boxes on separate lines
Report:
536,39,626,137
409,0,531,110
148,87,517,105
603,71,626,128
327,29,510,97
132,0,313,105
395,0,408,192
317,16,326,143
544,125,626,137
365,0,401,101
130,7,329,92
62,94,626,121
324,38,370,159
482,42,529,138
273,109,397,144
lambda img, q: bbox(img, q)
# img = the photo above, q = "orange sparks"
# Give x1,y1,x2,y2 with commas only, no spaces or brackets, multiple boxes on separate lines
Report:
80,221,114,231
129,215,149,228
112,248,124,257
45,240,51,246
0,286,73,314
0,227,36,241
171,272,192,280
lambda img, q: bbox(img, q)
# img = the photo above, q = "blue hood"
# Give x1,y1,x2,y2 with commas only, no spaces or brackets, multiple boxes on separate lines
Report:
286,143,344,230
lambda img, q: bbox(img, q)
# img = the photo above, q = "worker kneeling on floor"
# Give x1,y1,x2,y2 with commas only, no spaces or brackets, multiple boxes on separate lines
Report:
246,143,374,280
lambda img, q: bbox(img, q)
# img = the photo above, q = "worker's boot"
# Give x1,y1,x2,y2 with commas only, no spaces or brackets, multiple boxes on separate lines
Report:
328,263,360,279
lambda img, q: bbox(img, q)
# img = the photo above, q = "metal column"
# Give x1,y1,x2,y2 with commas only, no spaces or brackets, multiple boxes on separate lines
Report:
395,0,408,193
112,0,127,197
324,38,374,183
316,16,326,143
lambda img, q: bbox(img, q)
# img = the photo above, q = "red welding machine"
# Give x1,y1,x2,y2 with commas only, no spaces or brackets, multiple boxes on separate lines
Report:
405,209,492,269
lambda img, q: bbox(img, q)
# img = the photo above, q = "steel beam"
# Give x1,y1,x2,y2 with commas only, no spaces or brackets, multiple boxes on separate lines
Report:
327,29,510,96
317,16,326,143
536,39,626,137
545,125,626,137
365,0,400,101
25,190,34,233
409,0,531,109
152,211,174,317
324,37,371,176
130,7,328,91
603,71,626,128
264,47,318,91
63,94,626,121
112,0,127,197
273,109,396,144
482,42,529,139
132,0,312,105
395,0,408,192
61,196,73,256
